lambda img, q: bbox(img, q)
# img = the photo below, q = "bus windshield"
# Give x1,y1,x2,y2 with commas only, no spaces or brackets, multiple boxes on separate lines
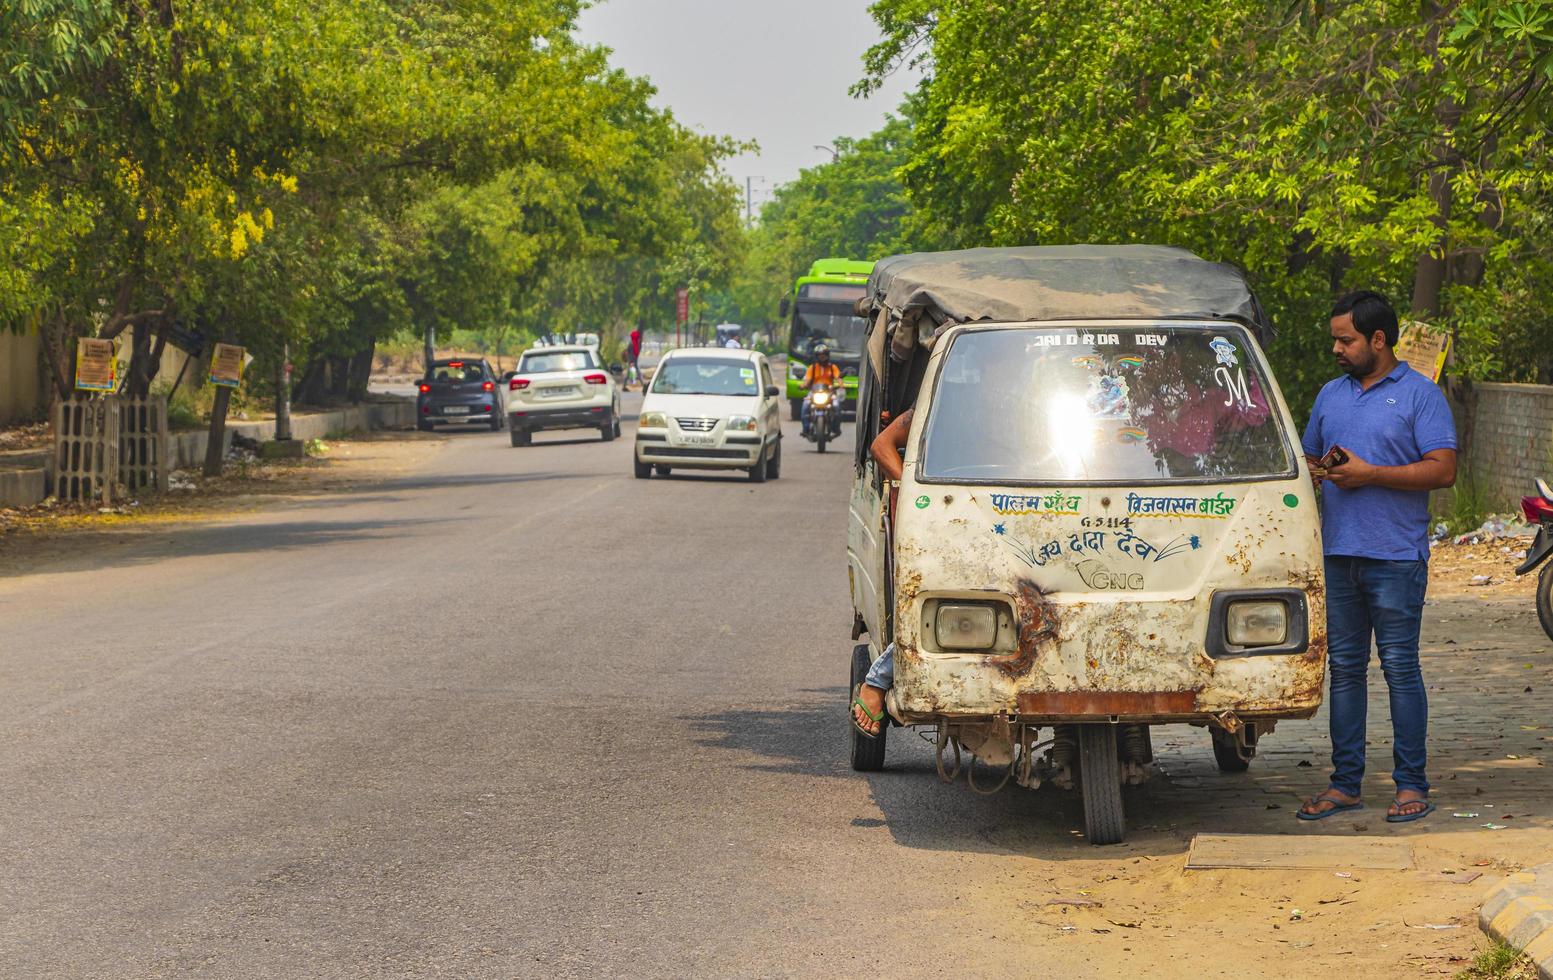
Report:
792,305,866,358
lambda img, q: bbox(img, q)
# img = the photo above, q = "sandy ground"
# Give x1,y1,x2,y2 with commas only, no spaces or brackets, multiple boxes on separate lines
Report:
0,432,445,567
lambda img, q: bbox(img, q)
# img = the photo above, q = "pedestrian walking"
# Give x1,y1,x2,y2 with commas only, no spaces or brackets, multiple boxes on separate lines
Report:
626,327,643,389
1297,290,1458,824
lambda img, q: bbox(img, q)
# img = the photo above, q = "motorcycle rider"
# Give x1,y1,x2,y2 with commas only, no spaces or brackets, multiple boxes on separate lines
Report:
800,344,842,437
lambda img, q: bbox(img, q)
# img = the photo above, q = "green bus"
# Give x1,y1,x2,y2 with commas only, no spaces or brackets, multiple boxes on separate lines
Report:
780,258,875,420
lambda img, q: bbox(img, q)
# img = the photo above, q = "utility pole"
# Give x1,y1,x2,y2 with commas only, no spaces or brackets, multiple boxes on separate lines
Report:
742,177,766,224
275,340,292,442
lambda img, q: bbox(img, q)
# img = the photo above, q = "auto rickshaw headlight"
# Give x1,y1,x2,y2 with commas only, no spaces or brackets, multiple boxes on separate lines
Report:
934,603,1000,651
1226,600,1289,647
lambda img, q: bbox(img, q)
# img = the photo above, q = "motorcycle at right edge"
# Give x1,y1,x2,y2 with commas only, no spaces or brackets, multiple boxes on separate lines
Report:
1515,478,1553,641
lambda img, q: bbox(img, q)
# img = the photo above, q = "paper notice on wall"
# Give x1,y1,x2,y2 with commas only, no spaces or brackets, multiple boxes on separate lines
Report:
75,338,117,391
209,343,247,388
1396,321,1451,383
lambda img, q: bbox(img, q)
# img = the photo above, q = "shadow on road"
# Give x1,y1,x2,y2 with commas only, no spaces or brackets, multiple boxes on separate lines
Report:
681,689,1194,860
371,470,580,493
0,517,462,578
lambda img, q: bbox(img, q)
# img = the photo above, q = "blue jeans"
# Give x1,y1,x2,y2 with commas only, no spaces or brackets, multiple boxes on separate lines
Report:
1324,556,1431,797
864,643,894,689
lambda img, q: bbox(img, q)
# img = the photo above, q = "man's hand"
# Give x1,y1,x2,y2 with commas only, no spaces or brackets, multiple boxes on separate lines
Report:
1323,446,1457,492
1324,448,1377,489
1306,457,1328,492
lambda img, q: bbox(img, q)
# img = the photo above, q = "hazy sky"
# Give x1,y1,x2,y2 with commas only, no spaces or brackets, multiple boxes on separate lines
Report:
575,0,916,214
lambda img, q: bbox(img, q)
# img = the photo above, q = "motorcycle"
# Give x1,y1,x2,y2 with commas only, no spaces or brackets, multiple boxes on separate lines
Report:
1515,478,1553,641
803,383,843,453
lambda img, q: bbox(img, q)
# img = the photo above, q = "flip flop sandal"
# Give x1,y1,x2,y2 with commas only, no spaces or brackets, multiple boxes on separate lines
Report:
1385,799,1435,823
1296,793,1364,821
851,688,885,739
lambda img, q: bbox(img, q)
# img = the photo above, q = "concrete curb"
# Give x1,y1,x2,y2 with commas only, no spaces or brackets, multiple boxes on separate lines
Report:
0,400,414,509
1480,863,1553,979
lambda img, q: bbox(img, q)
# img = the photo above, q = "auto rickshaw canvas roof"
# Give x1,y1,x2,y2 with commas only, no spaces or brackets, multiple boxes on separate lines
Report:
863,245,1273,346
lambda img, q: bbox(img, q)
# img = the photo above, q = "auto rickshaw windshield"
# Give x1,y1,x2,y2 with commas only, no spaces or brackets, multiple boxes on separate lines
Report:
919,325,1294,484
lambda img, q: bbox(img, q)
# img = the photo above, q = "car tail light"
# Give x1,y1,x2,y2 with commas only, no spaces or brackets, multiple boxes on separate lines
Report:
449,361,464,368
482,381,494,392
1522,496,1553,523
418,383,430,394
510,378,530,391
584,373,608,385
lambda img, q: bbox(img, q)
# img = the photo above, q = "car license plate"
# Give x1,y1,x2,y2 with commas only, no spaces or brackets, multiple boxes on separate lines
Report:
677,434,716,447
540,387,575,398
443,406,469,414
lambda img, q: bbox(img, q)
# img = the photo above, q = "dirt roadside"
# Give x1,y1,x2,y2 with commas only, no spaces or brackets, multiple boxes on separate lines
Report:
0,431,447,572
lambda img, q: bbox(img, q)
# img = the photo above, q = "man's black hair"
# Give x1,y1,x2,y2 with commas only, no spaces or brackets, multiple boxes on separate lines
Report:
1331,290,1399,347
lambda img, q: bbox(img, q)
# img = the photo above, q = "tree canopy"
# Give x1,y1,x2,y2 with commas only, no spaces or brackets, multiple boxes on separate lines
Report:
849,0,1553,403
1,0,742,404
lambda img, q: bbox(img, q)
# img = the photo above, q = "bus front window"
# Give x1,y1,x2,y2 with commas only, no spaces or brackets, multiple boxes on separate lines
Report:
793,307,866,357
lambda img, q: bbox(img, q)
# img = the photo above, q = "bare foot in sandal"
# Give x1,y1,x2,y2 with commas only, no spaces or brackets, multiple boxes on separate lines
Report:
852,684,886,737
1386,789,1434,823
1296,787,1362,821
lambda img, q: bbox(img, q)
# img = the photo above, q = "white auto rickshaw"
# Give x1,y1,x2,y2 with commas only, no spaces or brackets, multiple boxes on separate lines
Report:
845,246,1326,844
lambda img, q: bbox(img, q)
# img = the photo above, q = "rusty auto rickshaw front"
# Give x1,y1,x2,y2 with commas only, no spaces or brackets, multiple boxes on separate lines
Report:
845,246,1326,844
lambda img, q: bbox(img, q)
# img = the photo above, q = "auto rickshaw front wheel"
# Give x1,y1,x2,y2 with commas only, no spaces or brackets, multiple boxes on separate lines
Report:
1210,727,1253,773
849,644,887,772
1078,724,1126,845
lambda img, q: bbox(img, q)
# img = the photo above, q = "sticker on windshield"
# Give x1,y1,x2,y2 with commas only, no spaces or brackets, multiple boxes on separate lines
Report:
1210,337,1239,368
1086,374,1130,420
739,368,754,379
1111,355,1144,371
1116,426,1148,444
1071,354,1105,371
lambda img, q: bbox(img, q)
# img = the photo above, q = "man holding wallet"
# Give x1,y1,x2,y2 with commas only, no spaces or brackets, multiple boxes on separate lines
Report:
1296,290,1458,823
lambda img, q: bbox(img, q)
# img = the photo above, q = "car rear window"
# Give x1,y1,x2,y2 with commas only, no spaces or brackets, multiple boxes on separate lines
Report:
919,325,1292,484
650,358,758,396
429,362,486,382
521,351,598,373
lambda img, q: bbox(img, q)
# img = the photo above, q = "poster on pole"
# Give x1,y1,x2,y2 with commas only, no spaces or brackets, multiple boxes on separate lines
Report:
675,287,689,326
74,338,118,391
1395,321,1451,383
209,343,247,388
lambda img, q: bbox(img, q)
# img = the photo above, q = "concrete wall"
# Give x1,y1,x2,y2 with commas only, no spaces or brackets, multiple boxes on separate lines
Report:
0,331,45,426
1467,382,1553,510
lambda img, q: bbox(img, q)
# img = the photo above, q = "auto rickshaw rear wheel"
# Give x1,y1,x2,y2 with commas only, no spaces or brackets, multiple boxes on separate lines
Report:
1078,724,1125,845
849,644,887,772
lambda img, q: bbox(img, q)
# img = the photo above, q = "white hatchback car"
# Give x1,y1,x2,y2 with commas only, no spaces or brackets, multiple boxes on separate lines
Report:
505,345,622,447
634,347,783,482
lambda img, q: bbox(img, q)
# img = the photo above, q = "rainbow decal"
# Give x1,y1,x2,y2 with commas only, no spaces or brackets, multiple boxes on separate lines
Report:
1112,355,1144,371
1072,354,1105,370
1116,426,1148,444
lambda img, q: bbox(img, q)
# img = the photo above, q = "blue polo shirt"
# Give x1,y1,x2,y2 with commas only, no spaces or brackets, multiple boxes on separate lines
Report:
1301,362,1457,562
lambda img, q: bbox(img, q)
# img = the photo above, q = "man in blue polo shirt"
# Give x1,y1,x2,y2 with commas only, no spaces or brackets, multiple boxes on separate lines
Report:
1297,290,1458,824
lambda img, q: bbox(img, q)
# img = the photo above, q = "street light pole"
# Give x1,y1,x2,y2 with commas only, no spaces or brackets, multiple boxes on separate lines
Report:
814,144,839,163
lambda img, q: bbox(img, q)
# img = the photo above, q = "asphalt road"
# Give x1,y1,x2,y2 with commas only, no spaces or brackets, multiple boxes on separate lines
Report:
5,395,1509,978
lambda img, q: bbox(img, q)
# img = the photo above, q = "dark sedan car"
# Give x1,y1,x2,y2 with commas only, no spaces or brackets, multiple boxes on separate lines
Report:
417,359,505,431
